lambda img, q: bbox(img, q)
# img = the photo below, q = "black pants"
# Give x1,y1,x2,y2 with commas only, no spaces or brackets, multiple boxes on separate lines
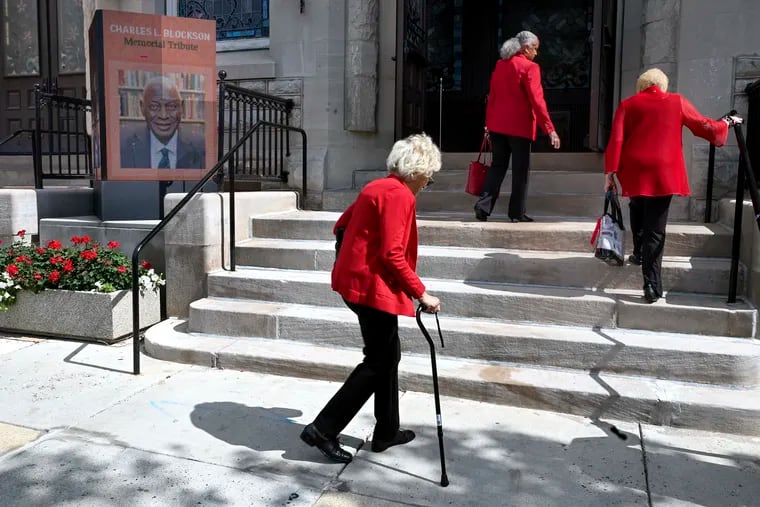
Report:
313,301,401,440
475,132,532,219
629,195,673,296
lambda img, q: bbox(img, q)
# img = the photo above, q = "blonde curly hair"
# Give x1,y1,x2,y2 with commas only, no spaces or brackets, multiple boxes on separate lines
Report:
387,133,442,181
637,68,669,93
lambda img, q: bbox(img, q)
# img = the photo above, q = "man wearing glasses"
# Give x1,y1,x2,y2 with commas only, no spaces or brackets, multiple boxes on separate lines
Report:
120,76,204,169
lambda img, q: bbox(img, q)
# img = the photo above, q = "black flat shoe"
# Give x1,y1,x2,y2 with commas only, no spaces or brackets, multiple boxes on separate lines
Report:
643,283,659,304
628,254,642,265
300,423,353,463
510,215,534,223
371,429,416,453
474,206,488,222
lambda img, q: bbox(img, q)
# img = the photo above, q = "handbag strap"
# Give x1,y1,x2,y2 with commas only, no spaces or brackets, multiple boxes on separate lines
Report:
475,132,490,163
603,190,625,229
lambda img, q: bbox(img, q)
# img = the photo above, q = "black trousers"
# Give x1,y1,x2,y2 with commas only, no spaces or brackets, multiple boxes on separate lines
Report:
629,195,673,296
475,132,532,219
313,301,401,440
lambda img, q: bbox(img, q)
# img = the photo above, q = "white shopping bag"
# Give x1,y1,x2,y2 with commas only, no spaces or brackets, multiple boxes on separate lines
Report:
590,191,625,266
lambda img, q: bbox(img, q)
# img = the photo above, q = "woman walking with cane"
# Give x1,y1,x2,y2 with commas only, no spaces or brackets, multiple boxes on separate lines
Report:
300,134,442,463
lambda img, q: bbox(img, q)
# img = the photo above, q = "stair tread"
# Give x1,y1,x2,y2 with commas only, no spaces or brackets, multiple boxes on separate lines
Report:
191,297,760,356
209,267,754,310
252,209,732,234
147,319,760,412
236,237,732,264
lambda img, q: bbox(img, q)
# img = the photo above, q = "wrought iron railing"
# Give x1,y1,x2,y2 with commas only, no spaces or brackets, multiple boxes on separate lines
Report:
216,71,295,185
33,83,94,188
704,111,758,303
130,119,307,374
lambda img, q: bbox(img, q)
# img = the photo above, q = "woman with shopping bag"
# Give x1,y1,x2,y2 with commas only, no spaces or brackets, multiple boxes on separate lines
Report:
604,68,740,303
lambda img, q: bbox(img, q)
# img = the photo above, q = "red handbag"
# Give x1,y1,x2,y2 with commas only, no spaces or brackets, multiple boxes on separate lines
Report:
465,132,491,196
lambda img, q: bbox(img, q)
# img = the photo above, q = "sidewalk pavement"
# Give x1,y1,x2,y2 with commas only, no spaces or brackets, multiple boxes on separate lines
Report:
0,335,759,507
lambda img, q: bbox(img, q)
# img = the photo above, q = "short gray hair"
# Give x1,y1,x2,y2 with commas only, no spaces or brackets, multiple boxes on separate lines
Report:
386,133,442,181
499,31,539,59
636,68,669,93
516,31,539,49
500,38,521,59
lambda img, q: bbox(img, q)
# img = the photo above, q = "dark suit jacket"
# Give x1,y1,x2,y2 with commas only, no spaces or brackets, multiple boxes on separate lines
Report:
120,125,205,169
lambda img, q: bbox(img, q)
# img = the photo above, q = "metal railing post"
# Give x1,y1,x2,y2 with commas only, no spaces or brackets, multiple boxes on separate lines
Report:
728,166,744,304
704,143,716,222
33,85,43,189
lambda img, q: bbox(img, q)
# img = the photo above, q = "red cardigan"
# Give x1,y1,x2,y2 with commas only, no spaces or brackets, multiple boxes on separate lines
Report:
485,54,555,140
331,174,426,317
604,86,728,197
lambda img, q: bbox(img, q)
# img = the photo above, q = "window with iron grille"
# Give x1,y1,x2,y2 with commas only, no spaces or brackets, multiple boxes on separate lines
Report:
178,0,269,40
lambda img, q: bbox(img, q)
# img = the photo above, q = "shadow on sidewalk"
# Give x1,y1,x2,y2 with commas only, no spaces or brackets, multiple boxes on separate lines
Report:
189,402,364,464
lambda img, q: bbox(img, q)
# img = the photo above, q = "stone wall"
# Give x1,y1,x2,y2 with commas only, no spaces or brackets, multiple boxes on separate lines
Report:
674,0,760,220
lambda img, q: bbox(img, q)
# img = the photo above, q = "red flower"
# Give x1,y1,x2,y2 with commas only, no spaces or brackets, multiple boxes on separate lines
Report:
17,229,26,238
36,247,46,255
117,265,127,273
81,235,91,244
80,249,98,261
6,264,19,277
33,272,42,281
107,241,120,250
48,270,60,283
50,255,63,265
0,239,3,245
70,236,81,244
47,240,62,249
15,255,32,265
141,260,152,269
62,259,74,272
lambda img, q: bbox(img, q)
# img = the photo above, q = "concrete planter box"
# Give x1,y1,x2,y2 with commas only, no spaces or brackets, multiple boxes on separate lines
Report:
0,289,161,343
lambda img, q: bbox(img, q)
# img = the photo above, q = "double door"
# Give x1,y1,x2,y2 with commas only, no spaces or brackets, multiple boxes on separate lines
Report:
0,0,86,153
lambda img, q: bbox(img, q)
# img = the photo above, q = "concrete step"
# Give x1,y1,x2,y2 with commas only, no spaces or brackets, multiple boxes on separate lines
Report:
206,268,757,337
324,190,585,217
235,238,740,295
144,319,760,436
187,298,760,386
352,169,601,193
251,211,733,257
441,152,603,172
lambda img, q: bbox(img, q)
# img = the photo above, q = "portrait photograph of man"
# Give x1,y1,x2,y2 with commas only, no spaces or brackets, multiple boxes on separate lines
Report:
119,73,206,169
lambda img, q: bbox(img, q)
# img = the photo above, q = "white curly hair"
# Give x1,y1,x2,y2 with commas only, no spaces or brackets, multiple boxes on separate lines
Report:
636,68,669,93
500,30,539,59
386,133,442,181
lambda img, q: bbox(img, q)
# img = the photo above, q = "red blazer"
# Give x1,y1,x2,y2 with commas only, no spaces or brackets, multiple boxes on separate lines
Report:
331,174,426,317
605,86,728,197
485,54,555,141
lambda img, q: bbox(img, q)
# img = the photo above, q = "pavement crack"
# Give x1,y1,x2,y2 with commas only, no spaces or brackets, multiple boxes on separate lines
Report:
638,422,653,507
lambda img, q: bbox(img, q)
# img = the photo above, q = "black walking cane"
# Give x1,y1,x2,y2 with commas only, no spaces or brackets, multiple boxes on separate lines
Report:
416,304,450,487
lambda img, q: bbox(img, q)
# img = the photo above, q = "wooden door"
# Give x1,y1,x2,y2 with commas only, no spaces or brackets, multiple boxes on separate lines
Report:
395,0,428,140
0,0,86,153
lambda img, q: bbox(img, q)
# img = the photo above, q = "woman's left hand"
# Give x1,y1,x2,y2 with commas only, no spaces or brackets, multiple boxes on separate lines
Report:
604,173,617,192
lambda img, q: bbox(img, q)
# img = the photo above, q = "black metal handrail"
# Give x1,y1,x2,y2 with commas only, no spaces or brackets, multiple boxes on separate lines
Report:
704,111,759,303
33,84,93,188
0,129,35,152
217,70,295,184
130,119,307,375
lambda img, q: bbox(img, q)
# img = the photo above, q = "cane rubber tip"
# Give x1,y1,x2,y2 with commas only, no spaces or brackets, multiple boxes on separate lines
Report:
441,475,449,487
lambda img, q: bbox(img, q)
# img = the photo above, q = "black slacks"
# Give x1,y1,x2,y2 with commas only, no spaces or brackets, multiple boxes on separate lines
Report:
313,301,401,440
629,195,673,296
475,132,532,219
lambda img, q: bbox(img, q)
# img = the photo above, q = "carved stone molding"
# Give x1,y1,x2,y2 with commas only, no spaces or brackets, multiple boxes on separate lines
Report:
344,0,379,132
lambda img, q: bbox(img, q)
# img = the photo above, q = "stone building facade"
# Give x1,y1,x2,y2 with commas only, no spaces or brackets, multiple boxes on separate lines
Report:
3,0,758,215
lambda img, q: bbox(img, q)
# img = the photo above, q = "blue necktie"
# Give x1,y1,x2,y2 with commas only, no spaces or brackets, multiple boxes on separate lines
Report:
158,148,170,168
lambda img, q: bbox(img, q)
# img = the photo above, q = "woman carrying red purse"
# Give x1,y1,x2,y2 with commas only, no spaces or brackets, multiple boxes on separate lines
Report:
474,31,560,222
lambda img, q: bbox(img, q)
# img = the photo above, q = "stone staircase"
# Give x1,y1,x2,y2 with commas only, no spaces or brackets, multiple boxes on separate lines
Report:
145,153,760,436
